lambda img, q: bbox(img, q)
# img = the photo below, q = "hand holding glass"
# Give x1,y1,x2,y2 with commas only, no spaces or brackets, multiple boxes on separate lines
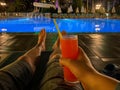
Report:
60,35,79,83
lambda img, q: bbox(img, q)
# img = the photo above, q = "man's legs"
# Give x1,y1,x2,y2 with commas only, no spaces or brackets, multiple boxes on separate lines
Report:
49,31,66,61
17,29,46,72
39,31,83,90
0,29,47,90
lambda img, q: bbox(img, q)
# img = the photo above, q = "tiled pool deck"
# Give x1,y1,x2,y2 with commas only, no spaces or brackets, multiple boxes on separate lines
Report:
0,33,120,79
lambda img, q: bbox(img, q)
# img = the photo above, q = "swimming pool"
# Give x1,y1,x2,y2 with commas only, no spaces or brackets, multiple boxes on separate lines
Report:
0,17,120,33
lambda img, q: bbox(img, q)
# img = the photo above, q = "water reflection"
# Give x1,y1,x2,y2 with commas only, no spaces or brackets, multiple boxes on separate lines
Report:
57,19,120,33
0,33,13,52
95,24,101,32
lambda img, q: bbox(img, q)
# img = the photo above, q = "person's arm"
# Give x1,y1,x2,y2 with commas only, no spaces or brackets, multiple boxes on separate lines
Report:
60,47,120,90
0,59,33,90
80,67,119,90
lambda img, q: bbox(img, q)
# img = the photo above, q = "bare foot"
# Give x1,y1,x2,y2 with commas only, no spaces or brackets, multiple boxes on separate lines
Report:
37,29,46,51
18,29,47,72
52,30,67,50
49,31,67,61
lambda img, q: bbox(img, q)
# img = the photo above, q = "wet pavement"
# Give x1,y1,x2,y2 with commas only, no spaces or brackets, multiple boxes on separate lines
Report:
0,33,57,62
0,33,120,76
78,34,120,71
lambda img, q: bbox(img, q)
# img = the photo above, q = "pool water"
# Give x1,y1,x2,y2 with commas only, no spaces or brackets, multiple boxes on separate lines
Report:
0,17,120,33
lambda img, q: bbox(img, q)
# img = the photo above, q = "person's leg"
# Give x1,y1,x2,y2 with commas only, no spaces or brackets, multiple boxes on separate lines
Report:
39,31,83,90
0,29,46,90
18,29,46,72
39,31,65,90
49,30,66,60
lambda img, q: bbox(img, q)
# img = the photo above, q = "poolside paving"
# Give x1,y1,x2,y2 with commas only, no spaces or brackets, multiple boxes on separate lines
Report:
0,33,120,79
78,34,120,70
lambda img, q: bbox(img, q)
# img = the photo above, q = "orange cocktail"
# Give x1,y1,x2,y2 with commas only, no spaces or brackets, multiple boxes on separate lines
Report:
60,35,79,83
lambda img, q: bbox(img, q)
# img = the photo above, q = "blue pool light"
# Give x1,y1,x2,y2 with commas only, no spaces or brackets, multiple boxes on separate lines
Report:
0,17,120,33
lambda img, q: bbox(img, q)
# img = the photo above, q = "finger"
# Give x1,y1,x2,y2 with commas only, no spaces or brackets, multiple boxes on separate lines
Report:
59,57,72,67
59,57,80,71
59,57,83,79
77,47,91,63
77,47,85,60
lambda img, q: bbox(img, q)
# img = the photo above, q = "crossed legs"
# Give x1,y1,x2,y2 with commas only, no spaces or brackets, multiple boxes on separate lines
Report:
17,29,66,73
17,29,46,72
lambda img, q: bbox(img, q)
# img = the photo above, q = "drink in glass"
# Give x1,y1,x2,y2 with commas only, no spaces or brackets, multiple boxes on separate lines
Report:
60,35,79,83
